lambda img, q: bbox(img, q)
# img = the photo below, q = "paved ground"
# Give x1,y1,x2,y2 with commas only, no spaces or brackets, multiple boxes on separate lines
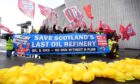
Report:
0,49,140,84
0,48,140,68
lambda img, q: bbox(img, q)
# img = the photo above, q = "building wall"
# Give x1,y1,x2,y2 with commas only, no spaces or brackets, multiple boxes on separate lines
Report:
54,4,69,30
64,0,140,49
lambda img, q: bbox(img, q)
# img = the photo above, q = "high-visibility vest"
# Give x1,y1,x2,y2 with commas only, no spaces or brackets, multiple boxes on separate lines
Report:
6,38,14,50
96,32,103,34
108,39,117,52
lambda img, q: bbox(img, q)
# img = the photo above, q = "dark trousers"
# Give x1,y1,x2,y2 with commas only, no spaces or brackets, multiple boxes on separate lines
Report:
6,50,12,58
116,44,119,52
107,43,118,59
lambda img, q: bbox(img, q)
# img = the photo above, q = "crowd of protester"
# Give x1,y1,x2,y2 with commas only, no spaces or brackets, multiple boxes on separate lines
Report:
29,24,121,59
4,23,121,59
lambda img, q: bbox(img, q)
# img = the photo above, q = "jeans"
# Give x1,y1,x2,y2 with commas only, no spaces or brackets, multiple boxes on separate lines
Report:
6,50,12,58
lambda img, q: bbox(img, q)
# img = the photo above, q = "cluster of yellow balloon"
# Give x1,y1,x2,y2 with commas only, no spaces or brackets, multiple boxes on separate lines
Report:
0,58,140,84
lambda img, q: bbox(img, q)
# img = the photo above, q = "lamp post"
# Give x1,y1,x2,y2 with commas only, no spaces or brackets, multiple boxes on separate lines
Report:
17,21,31,34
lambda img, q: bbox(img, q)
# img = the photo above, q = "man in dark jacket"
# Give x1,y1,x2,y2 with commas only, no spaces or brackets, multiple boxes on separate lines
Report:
53,24,62,34
38,25,48,34
63,27,73,34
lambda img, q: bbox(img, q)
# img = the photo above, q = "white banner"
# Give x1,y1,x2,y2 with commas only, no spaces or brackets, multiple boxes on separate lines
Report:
13,35,30,45
63,6,83,23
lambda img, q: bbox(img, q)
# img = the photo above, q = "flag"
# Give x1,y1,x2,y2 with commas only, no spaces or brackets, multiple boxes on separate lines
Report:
119,24,130,40
82,21,87,28
94,21,102,32
71,6,83,22
99,20,102,28
126,23,136,36
18,0,35,18
38,4,58,27
63,6,83,23
90,21,93,32
119,24,136,40
63,7,77,23
0,24,13,34
66,23,72,31
95,21,114,33
0,24,4,28
119,24,125,33
102,24,114,33
48,10,58,27
83,4,94,19
64,6,84,30
38,4,52,17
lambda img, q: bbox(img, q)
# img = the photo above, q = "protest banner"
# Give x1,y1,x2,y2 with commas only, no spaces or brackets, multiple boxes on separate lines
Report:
13,33,110,55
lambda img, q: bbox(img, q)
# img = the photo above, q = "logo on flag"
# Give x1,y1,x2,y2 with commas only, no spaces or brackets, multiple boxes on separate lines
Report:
126,24,136,36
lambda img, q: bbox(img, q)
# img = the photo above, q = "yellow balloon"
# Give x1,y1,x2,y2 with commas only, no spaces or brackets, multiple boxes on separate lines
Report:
81,56,86,61
89,68,102,77
1,58,140,83
102,68,117,79
114,72,126,82
72,64,87,81
4,76,17,84
124,73,135,81
53,73,73,84
0,68,9,82
16,76,30,84
133,69,140,80
81,70,95,82
37,77,50,84
52,78,64,84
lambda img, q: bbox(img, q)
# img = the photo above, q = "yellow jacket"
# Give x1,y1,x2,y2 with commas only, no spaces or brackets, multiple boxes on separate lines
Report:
108,39,117,52
6,38,14,50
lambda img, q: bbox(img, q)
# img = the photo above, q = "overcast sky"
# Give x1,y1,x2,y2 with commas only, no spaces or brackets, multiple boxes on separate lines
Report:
0,0,64,33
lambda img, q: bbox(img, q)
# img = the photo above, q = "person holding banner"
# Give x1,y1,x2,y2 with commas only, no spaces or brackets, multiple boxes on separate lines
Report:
112,30,121,54
63,26,73,34
77,27,82,33
53,24,62,34
107,36,119,58
30,27,37,34
63,27,68,34
96,27,104,34
82,26,88,33
39,25,48,34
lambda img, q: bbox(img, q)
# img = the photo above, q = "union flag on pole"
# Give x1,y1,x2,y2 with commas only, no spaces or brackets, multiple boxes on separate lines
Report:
38,4,52,17
18,0,35,19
